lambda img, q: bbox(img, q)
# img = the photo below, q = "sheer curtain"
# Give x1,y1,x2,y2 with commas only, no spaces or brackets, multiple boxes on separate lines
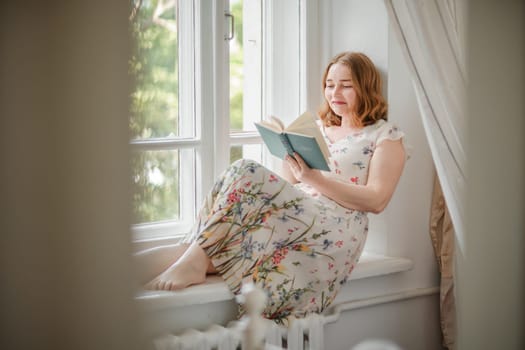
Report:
385,0,467,252
384,1,467,349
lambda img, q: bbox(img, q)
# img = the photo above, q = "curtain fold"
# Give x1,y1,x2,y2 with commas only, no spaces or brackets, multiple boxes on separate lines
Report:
384,1,466,348
384,0,467,253
430,173,457,350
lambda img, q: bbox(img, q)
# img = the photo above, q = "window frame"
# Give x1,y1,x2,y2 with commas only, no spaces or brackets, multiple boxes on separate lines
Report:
131,0,201,241
132,0,320,244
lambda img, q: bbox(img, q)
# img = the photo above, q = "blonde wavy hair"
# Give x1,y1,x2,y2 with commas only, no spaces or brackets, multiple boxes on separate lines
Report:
319,52,387,128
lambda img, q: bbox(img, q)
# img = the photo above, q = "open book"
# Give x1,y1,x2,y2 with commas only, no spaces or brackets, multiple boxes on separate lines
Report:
254,112,331,171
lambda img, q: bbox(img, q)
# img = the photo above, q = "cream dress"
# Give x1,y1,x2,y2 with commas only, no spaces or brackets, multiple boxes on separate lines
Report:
183,119,407,325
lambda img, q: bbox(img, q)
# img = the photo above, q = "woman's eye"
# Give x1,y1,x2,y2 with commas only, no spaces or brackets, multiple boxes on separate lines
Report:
344,85,353,88
326,85,335,89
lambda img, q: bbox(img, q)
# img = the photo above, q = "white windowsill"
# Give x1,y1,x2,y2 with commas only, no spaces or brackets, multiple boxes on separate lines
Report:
135,252,414,310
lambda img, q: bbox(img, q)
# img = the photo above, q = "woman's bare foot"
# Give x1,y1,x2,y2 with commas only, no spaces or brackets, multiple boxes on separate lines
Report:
144,242,211,291
134,243,190,285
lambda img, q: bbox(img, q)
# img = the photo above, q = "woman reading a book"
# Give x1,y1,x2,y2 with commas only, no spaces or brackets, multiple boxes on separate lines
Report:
137,52,408,325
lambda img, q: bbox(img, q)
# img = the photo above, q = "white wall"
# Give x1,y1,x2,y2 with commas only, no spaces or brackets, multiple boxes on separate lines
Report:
326,0,389,79
325,294,442,350
326,0,438,285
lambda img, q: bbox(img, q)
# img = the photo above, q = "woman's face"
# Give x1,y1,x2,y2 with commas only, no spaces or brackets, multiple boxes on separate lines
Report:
324,63,357,119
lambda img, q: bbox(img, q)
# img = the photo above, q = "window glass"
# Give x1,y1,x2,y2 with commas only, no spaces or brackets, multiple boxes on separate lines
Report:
230,0,244,133
130,0,180,139
129,0,195,231
230,0,261,133
230,144,263,164
129,0,272,237
131,149,181,224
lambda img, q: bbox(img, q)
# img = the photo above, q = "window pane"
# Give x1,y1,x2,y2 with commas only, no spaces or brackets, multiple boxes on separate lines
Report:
230,0,262,133
130,0,180,139
230,0,244,132
230,144,263,164
131,149,182,224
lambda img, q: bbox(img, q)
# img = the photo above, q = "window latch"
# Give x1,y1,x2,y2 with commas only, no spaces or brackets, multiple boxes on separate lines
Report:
225,12,234,41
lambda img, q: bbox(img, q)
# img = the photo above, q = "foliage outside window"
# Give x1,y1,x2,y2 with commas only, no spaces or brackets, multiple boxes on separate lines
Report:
230,0,244,162
129,0,181,225
129,0,247,226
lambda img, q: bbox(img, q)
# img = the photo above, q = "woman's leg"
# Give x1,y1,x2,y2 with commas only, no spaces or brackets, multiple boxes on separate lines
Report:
142,160,261,291
144,241,214,291
134,243,190,285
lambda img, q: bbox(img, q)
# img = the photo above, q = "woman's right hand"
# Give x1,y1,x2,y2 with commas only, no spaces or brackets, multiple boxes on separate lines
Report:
285,153,323,186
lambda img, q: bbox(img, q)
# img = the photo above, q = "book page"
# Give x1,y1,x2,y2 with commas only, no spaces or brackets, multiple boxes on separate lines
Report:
268,115,285,130
255,115,285,132
286,111,316,132
285,112,330,161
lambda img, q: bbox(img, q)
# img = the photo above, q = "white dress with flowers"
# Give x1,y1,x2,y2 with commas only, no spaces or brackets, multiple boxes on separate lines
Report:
183,119,406,325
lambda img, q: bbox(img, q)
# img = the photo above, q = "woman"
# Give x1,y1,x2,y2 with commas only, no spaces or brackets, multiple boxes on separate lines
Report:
136,52,408,325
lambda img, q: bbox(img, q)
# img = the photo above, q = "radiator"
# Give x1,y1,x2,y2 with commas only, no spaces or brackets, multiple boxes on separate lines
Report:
153,313,325,350
152,283,324,350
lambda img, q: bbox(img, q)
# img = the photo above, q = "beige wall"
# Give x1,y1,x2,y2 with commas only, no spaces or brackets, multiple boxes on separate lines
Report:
0,2,142,349
458,0,525,348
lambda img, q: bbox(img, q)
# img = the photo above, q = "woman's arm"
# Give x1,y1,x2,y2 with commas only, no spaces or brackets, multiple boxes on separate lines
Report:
285,139,406,213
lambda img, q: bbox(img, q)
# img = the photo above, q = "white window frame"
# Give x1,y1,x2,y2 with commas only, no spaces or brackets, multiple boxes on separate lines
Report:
131,0,202,242
132,0,232,243
132,0,318,245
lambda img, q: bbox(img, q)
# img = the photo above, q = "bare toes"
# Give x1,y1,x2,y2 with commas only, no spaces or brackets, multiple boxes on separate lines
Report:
159,280,168,290
144,278,160,290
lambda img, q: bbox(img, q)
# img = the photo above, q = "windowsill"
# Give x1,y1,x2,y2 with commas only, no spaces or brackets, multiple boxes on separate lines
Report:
135,252,414,310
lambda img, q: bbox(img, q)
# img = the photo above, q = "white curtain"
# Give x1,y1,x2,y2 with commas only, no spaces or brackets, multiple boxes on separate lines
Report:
384,0,467,253
384,2,468,349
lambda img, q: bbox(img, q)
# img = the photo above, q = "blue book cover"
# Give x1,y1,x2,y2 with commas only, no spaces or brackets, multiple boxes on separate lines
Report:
254,112,331,171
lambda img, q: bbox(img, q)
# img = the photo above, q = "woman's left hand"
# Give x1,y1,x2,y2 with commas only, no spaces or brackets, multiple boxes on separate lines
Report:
285,152,322,185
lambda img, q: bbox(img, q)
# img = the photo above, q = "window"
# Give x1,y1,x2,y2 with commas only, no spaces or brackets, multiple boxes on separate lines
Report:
229,0,264,165
130,0,197,240
130,0,312,242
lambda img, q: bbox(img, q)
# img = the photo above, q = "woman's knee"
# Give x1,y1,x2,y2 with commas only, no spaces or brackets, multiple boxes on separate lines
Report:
230,158,261,171
227,159,265,178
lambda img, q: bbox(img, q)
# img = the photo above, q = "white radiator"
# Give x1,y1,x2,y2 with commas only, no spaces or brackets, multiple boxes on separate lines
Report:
152,313,325,350
152,283,324,350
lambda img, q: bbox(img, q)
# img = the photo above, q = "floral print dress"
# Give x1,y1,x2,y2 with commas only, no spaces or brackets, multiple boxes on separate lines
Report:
183,119,406,325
